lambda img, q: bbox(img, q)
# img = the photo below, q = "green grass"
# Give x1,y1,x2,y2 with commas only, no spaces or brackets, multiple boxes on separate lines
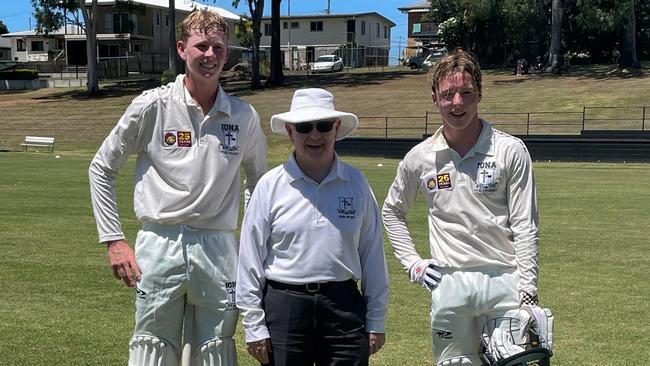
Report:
1,62,649,154
1,66,649,364
1,153,649,365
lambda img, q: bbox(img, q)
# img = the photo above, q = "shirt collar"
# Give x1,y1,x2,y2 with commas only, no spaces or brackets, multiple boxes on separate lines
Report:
285,152,348,185
430,119,495,157
177,75,232,118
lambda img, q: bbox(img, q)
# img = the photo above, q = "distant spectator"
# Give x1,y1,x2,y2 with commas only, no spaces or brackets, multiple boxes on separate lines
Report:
516,57,529,75
534,56,544,74
611,46,621,65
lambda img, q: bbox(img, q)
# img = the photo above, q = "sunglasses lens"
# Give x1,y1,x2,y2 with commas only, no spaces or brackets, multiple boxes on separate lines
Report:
294,123,313,134
316,121,334,132
294,121,335,134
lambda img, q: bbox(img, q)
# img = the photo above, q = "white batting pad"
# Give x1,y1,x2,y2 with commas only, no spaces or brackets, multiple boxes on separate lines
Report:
192,338,237,366
438,356,472,365
129,335,177,366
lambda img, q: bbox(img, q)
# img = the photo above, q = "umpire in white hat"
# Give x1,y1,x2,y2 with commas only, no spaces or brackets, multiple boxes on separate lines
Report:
236,88,389,365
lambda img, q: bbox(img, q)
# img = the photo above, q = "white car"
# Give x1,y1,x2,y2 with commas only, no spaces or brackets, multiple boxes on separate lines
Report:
310,55,344,73
422,50,446,71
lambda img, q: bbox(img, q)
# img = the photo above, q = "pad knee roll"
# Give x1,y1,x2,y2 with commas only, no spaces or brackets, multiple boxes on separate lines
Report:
129,335,178,366
438,356,472,365
192,337,237,366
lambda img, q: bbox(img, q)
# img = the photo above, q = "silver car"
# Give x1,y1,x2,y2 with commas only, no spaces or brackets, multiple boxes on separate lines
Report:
310,55,344,73
422,51,446,71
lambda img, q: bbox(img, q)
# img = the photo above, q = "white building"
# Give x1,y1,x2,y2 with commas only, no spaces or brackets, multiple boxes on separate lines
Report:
1,0,239,66
259,12,395,69
0,36,11,61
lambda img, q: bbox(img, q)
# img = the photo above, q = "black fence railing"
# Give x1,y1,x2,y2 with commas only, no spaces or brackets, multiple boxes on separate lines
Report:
353,107,649,139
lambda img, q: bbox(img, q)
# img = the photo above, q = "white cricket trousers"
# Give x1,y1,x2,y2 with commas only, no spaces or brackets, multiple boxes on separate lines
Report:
430,268,520,365
133,223,239,360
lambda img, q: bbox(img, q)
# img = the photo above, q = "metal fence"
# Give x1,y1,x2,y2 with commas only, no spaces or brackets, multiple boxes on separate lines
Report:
255,46,391,76
351,107,649,139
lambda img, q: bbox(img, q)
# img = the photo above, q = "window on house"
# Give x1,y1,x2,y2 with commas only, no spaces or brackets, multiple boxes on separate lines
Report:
283,21,288,29
108,13,137,33
376,23,380,37
31,41,44,52
166,14,169,27
310,21,323,32
155,13,160,26
384,26,388,38
99,44,120,58
264,23,272,36
361,21,366,35
291,22,299,29
133,44,144,52
17,39,26,51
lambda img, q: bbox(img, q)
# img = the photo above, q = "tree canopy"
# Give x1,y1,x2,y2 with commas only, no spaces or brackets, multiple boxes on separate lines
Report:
427,0,648,67
0,20,9,34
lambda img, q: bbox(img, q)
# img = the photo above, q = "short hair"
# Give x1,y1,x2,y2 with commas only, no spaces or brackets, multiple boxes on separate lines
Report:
428,48,482,99
179,9,229,42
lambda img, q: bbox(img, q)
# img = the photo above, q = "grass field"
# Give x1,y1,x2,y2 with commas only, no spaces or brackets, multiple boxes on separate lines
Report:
1,65,649,364
1,63,649,155
0,153,649,365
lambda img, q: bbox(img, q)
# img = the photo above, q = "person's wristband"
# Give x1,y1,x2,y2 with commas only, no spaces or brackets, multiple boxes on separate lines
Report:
520,292,539,306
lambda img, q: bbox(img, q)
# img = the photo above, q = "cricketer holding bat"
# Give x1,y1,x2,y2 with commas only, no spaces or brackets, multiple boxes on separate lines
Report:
382,49,541,365
88,9,267,366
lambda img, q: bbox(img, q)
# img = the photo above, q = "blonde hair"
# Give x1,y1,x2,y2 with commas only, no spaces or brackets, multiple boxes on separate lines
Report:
428,48,482,99
179,9,229,42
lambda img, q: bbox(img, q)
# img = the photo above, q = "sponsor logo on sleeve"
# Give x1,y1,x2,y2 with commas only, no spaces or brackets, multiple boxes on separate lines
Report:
164,132,177,146
163,130,192,147
423,171,452,192
436,173,452,189
177,131,192,147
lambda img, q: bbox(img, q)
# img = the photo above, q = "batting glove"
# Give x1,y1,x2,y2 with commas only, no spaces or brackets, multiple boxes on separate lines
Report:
409,259,442,292
518,305,554,352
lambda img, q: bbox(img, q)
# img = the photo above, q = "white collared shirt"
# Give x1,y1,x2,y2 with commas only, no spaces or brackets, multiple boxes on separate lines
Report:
236,154,389,342
89,74,267,242
382,120,539,296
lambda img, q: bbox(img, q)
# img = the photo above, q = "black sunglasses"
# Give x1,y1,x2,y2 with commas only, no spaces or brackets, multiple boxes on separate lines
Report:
294,121,335,134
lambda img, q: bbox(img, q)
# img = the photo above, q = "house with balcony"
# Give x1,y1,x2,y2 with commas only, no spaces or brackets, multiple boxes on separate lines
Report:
398,1,443,59
259,12,395,69
1,0,239,67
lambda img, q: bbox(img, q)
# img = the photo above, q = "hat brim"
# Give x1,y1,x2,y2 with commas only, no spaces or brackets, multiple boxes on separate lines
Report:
270,107,358,141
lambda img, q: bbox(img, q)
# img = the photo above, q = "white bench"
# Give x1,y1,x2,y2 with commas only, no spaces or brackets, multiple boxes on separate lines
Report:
20,136,55,153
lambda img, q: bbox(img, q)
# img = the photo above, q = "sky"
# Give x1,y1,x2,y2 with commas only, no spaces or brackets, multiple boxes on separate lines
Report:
0,0,413,64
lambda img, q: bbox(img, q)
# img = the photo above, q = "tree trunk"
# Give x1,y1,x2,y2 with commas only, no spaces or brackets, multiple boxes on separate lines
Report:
266,0,284,86
619,1,641,69
249,1,264,90
80,0,99,94
168,0,178,74
547,0,565,74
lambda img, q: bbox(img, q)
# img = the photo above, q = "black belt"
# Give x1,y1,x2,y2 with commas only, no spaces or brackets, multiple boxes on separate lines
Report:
267,279,355,294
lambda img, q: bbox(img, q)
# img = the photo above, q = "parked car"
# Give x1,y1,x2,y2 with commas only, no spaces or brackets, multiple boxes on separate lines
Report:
422,50,446,71
406,54,426,69
310,55,344,73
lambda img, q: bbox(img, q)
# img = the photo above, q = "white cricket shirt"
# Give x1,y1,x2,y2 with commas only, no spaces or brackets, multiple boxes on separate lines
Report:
382,120,539,295
236,154,389,342
89,74,267,242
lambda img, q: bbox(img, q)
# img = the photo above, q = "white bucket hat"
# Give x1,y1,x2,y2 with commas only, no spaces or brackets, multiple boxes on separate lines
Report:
270,88,358,140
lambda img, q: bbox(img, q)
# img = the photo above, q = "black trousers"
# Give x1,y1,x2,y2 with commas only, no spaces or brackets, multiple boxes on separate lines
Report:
262,280,369,366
